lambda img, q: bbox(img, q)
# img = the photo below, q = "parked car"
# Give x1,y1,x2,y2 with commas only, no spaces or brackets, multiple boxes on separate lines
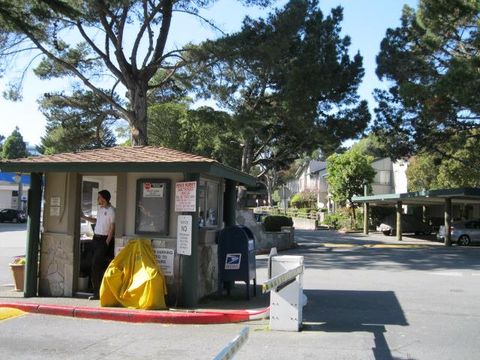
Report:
377,214,432,236
0,208,27,223
437,220,480,246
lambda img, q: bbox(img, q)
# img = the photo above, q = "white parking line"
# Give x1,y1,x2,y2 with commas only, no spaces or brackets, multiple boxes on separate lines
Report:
471,273,480,277
429,272,463,277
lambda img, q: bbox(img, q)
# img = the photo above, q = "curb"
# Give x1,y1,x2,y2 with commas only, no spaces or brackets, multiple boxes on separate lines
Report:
0,302,269,324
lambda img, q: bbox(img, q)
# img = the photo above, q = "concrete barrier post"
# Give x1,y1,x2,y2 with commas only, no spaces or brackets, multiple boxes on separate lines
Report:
269,255,305,331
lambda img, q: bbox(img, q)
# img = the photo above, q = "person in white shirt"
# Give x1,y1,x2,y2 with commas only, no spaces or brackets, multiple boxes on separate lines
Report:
81,190,115,300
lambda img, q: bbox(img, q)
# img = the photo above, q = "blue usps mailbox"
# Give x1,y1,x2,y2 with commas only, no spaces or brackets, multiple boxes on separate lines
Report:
217,225,257,299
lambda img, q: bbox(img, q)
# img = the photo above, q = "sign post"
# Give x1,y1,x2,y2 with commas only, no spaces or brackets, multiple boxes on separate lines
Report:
175,179,198,307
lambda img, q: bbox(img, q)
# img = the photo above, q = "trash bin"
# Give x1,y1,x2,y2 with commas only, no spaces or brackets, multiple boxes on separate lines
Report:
217,225,256,299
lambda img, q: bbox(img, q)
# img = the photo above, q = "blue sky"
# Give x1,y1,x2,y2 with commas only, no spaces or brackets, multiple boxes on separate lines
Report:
0,0,418,146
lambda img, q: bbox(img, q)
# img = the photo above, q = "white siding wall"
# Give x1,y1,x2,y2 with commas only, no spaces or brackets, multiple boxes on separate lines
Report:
0,189,12,209
393,159,409,193
0,185,30,209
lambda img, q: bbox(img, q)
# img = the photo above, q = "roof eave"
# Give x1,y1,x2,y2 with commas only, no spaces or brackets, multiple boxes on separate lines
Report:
0,161,256,186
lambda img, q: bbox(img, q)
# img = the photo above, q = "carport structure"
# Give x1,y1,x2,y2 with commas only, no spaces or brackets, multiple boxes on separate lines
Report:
352,188,480,246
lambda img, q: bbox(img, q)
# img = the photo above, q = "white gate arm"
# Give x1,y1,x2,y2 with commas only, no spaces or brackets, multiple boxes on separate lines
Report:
262,265,304,294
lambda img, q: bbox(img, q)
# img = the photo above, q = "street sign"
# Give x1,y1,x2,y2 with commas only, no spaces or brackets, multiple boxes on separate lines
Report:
177,215,192,256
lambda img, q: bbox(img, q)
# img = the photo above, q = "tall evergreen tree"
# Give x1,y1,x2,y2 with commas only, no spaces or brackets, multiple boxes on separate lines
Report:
38,90,117,154
188,0,369,179
0,0,271,145
2,127,28,159
148,102,243,169
374,0,480,161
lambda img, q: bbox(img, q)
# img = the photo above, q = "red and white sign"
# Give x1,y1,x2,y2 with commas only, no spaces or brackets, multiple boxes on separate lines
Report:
143,182,164,197
175,181,197,212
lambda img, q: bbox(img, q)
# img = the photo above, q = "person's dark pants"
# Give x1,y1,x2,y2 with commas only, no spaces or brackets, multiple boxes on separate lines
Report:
91,234,114,296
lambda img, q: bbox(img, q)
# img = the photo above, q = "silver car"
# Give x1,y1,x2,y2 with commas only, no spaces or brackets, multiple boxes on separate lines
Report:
437,220,480,246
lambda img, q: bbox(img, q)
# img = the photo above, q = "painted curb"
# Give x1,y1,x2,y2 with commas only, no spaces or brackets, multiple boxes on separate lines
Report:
0,307,25,320
0,302,269,324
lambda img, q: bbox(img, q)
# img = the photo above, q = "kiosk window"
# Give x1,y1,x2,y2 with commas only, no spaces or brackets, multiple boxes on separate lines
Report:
135,179,170,235
198,179,219,227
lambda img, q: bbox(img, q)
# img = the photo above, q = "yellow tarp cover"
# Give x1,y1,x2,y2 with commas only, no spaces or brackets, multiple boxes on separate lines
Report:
100,239,167,310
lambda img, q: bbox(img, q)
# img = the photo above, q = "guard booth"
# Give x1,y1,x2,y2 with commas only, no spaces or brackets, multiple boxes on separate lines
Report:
217,225,257,299
0,146,256,307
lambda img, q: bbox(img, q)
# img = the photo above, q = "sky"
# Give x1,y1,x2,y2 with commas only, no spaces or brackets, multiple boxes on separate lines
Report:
0,0,418,146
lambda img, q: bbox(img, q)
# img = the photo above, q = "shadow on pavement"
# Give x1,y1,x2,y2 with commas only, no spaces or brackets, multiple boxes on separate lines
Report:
303,289,410,360
197,283,269,310
285,230,480,272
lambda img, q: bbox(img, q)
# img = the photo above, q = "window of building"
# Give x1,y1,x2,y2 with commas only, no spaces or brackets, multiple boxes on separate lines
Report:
375,171,391,185
198,179,220,228
135,178,170,235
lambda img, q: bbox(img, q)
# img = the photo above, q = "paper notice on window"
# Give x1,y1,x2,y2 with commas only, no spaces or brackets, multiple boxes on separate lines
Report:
143,182,164,198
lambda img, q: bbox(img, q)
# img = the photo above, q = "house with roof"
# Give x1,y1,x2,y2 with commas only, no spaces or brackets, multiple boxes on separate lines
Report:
0,146,256,307
286,157,409,211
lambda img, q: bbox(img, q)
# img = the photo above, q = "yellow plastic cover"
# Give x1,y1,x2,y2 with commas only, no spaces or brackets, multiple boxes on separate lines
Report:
100,239,167,309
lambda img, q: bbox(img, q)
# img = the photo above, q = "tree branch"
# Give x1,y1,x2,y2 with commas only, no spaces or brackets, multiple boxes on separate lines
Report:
148,0,173,74
76,21,125,83
132,0,163,70
96,9,132,85
28,30,129,118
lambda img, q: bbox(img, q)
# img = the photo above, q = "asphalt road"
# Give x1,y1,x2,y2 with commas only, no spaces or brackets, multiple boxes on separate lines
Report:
1,228,480,359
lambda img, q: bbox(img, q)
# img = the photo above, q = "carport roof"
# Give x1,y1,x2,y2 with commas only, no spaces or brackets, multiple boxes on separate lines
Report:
352,187,480,206
0,146,256,186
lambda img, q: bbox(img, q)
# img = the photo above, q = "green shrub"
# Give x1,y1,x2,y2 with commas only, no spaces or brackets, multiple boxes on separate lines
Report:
290,193,303,208
323,212,350,230
354,212,364,230
297,208,318,219
297,208,309,216
290,191,317,208
263,215,294,232
323,208,367,230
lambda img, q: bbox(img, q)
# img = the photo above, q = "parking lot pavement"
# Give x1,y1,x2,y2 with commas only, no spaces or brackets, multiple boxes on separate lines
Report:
0,223,27,287
2,228,480,359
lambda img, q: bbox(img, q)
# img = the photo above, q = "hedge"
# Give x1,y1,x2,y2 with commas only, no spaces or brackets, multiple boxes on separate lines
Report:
263,215,294,232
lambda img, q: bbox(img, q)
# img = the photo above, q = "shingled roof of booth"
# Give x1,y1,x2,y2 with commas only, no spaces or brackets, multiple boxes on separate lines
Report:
0,146,256,185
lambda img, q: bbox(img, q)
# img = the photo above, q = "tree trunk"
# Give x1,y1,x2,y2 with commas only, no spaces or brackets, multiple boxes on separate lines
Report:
237,136,254,208
265,178,273,206
128,81,149,146
240,137,254,173
351,204,356,229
